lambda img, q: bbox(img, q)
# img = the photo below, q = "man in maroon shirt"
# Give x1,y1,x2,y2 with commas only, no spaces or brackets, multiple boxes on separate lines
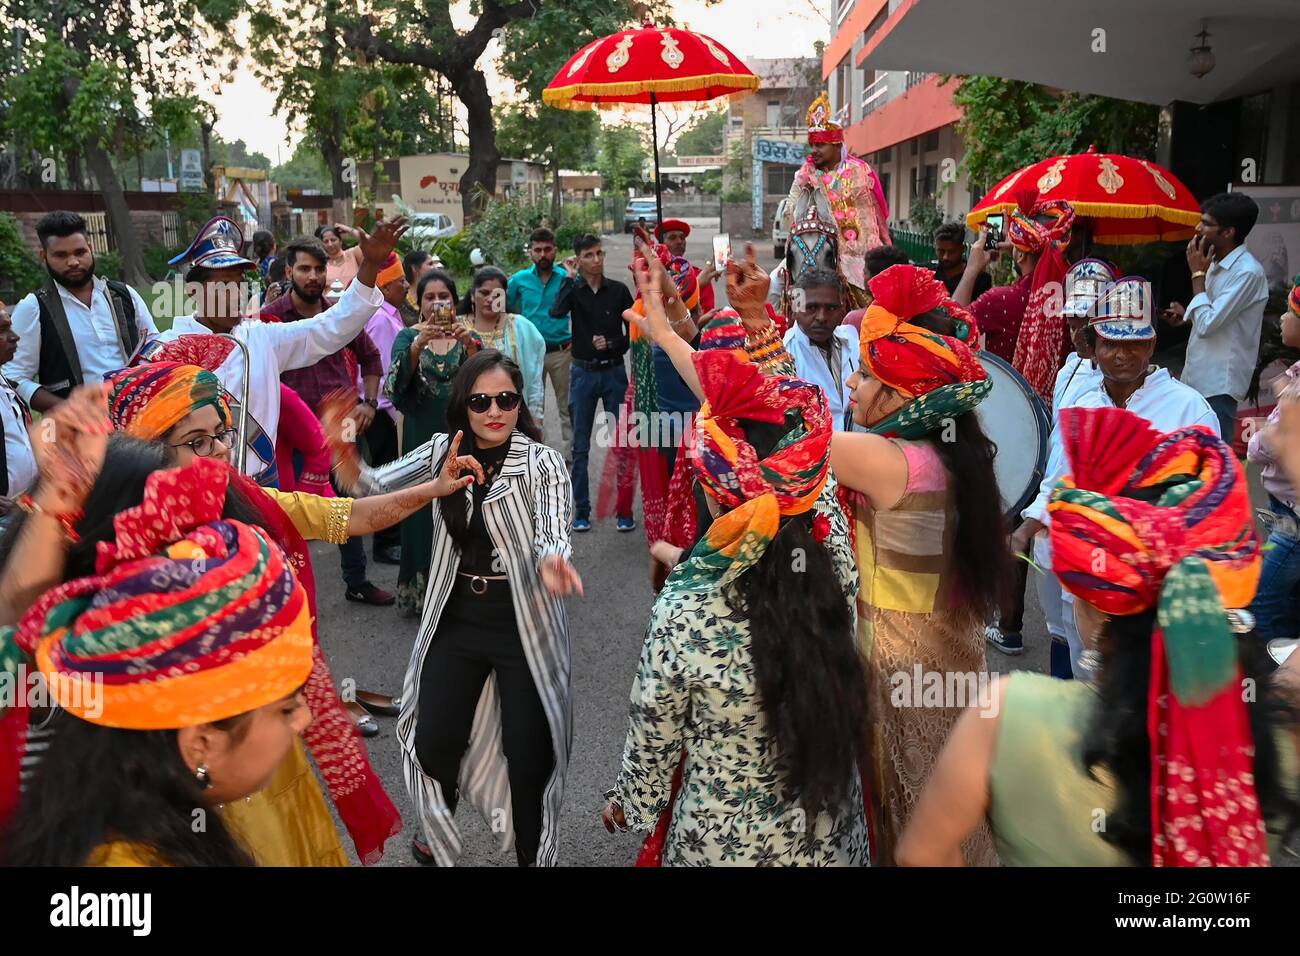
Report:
263,236,393,606
953,230,1032,363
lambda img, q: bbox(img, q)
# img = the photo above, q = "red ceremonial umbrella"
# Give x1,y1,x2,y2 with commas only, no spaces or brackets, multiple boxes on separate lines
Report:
542,15,759,228
966,147,1201,245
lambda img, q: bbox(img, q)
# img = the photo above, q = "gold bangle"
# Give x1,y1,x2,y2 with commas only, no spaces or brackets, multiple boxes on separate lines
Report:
1191,270,1207,280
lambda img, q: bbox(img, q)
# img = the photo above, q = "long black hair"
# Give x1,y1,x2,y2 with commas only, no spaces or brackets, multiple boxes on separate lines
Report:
0,435,278,866
0,436,264,582
863,310,1009,620
1081,610,1299,865
720,416,868,819
436,349,543,552
4,714,258,866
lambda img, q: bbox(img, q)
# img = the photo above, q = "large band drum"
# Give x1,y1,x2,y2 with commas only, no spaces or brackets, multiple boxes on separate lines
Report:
974,352,1051,523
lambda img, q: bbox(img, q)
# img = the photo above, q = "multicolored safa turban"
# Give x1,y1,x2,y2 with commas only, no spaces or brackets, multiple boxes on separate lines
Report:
859,264,990,439
0,458,313,731
1008,188,1078,403
670,348,831,591
1048,406,1267,867
1288,282,1300,319
107,362,231,440
376,252,404,288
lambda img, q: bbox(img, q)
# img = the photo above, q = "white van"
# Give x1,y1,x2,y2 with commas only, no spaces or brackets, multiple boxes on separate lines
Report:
772,198,793,260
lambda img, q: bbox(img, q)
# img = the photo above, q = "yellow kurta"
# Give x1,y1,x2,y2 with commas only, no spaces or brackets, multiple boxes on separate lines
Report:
219,489,355,866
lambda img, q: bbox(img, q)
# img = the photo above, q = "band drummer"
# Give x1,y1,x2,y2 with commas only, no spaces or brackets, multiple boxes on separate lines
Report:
1011,276,1220,676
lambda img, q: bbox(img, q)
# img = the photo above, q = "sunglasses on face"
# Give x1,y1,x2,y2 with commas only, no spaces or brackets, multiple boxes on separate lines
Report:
170,427,237,458
466,391,522,414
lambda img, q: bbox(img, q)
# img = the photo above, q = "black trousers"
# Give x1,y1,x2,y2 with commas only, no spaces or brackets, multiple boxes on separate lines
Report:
363,410,402,552
414,577,554,865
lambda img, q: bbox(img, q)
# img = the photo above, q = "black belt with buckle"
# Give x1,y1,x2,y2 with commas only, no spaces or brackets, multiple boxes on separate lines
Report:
573,355,622,371
545,341,572,354
457,572,508,595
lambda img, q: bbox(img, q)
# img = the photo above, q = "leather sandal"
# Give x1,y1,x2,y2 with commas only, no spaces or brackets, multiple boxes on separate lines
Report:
355,690,401,718
412,837,436,865
345,700,380,737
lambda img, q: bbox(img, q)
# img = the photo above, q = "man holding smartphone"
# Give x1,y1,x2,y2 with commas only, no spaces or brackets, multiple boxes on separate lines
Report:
551,234,635,533
1161,192,1268,443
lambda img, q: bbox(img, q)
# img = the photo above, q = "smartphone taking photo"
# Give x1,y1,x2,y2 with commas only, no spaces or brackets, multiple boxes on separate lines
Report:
713,234,732,270
984,214,1005,247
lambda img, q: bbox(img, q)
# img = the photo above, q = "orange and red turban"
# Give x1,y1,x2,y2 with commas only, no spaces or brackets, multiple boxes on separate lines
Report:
1048,406,1266,866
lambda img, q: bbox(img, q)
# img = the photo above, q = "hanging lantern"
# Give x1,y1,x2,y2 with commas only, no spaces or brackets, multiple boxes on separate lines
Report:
1188,21,1216,80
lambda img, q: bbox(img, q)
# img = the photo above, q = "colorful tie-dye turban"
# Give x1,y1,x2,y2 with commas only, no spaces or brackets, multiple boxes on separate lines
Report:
1048,406,1266,867
1,458,312,730
858,264,990,439
669,348,832,591
107,362,231,441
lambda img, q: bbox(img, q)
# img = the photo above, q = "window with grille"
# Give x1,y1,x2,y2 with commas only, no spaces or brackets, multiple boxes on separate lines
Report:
923,130,940,152
765,164,797,196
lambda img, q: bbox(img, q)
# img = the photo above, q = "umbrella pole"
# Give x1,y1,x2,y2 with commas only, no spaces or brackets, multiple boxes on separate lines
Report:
651,92,663,231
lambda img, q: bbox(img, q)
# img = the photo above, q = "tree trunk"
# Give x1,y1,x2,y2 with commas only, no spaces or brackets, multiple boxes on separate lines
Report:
200,114,216,193
450,69,499,223
550,145,561,226
67,151,85,190
85,139,148,287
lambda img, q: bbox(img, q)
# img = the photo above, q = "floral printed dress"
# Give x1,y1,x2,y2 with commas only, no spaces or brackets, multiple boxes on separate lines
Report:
613,477,870,866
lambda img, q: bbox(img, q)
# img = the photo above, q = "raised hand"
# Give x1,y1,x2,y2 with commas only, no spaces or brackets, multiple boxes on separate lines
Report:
726,242,771,320
355,216,410,288
624,237,674,345
29,383,112,515
431,430,485,497
320,388,361,461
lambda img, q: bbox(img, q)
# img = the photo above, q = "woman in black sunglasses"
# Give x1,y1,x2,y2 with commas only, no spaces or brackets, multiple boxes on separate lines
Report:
327,348,582,867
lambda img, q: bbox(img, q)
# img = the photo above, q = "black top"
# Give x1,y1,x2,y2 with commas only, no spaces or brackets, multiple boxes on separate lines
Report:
550,274,634,362
459,438,512,575
933,265,991,299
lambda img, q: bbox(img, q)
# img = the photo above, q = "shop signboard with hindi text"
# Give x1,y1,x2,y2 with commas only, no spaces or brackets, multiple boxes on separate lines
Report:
752,138,807,231
398,154,465,231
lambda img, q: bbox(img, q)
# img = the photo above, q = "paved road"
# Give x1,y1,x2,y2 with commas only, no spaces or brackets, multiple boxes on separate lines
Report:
314,224,1052,866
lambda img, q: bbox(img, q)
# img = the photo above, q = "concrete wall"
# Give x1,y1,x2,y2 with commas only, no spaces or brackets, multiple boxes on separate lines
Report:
722,202,761,240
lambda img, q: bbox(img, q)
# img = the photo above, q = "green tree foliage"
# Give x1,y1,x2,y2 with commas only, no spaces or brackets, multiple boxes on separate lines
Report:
947,76,1160,191
671,109,725,158
2,0,218,283
596,124,648,198
0,212,45,298
271,141,333,193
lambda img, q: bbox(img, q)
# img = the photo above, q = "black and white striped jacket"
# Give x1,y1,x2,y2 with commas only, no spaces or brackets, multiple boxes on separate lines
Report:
360,429,574,866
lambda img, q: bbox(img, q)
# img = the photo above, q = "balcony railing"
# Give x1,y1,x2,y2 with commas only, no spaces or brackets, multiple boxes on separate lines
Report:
861,74,889,117
834,103,850,127
905,71,933,91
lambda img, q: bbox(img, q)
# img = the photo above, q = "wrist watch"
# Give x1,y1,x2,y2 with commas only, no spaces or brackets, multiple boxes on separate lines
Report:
360,397,378,409
1191,270,1207,280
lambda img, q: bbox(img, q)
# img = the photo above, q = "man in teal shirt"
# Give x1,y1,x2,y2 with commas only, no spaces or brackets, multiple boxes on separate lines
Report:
509,226,573,459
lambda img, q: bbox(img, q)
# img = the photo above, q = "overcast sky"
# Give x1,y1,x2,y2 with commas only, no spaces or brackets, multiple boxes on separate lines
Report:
212,0,830,161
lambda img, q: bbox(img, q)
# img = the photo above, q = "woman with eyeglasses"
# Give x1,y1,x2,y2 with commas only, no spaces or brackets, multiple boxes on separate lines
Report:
327,348,581,867
386,270,479,613
460,267,545,420
0,370,474,867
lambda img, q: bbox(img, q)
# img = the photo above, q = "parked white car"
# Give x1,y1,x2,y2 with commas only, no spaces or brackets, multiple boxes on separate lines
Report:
772,198,793,260
406,212,459,247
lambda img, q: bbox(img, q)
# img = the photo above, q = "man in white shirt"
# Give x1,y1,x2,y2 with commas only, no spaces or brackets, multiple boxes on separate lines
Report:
1162,192,1268,442
141,215,406,488
4,211,158,412
986,259,1112,660
782,269,859,431
1009,278,1219,675
0,303,37,519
